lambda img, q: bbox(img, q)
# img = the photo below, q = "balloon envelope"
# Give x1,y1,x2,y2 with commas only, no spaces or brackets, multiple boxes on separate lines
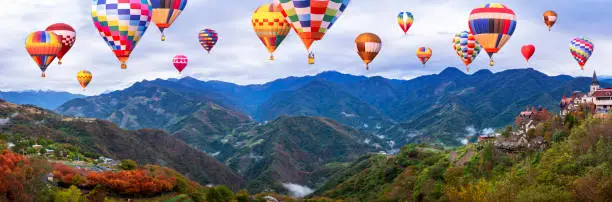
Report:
452,31,481,71
151,0,188,41
570,37,594,70
45,23,76,64
173,55,188,73
416,47,432,65
469,3,516,66
354,33,382,70
543,10,558,31
25,31,62,77
397,11,414,34
521,44,535,62
91,0,152,69
77,70,93,89
252,3,291,60
198,29,218,53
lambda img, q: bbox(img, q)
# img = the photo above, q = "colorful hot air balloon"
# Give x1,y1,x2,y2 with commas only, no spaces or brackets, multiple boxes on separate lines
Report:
469,3,517,66
92,0,152,69
198,28,218,54
277,0,351,64
397,11,414,35
77,70,93,90
25,31,62,77
452,31,481,72
416,47,432,66
173,55,188,73
570,37,594,70
543,10,558,31
354,33,381,70
45,23,76,65
521,44,535,63
151,0,188,41
252,3,291,61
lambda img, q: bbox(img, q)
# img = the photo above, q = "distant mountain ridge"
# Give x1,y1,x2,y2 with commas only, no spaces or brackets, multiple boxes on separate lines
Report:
0,90,84,110
57,67,609,146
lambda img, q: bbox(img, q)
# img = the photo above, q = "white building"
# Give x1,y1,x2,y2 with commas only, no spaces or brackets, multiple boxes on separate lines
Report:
560,71,612,115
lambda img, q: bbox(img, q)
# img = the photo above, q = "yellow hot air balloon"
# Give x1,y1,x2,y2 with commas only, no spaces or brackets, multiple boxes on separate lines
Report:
77,70,93,90
252,3,291,61
355,33,382,70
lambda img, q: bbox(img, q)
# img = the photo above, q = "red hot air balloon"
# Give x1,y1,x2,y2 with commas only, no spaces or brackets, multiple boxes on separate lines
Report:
173,55,188,73
521,44,535,63
45,23,76,65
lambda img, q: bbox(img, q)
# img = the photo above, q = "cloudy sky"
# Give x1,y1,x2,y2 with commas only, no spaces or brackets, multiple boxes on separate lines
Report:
1,0,611,95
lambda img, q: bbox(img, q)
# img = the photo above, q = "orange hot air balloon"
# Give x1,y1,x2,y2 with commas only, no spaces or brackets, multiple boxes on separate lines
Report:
354,33,382,70
543,10,558,31
252,3,291,61
416,47,432,66
77,70,93,90
25,31,62,77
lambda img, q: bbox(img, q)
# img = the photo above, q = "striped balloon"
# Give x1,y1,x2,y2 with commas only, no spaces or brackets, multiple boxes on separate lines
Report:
277,0,351,51
452,31,481,72
252,3,291,60
468,3,516,66
355,33,382,70
25,31,62,77
198,28,218,54
416,47,432,66
77,70,93,89
397,11,414,35
570,37,594,70
92,0,152,69
45,23,76,65
172,55,188,73
151,0,188,41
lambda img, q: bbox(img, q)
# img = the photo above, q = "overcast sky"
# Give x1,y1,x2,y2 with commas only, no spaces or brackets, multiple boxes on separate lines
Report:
1,0,611,95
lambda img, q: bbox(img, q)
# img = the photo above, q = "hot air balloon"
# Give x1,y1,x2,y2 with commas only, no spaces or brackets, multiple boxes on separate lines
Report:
570,37,594,70
452,31,481,72
151,0,188,41
354,33,381,70
252,3,291,61
77,70,92,90
173,55,188,73
416,47,432,67
543,10,558,31
198,28,218,54
398,11,414,35
521,44,535,63
45,23,76,65
25,31,62,77
469,3,516,66
277,0,351,64
92,0,152,69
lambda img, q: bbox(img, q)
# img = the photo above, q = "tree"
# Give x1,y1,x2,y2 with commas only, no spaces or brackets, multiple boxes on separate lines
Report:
235,189,250,202
216,185,234,202
206,188,223,202
119,159,137,170
54,185,84,202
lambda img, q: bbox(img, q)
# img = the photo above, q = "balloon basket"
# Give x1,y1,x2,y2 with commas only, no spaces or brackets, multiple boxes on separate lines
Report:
58,60,62,65
121,63,127,69
161,35,166,41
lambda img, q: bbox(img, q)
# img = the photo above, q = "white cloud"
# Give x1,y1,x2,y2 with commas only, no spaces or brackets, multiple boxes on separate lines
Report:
282,183,314,198
1,0,612,95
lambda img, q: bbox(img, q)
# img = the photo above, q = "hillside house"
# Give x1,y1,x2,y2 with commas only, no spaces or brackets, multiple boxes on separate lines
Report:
515,106,550,134
560,71,612,116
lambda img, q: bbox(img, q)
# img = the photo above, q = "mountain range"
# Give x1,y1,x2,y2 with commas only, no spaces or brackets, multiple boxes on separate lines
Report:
57,67,607,146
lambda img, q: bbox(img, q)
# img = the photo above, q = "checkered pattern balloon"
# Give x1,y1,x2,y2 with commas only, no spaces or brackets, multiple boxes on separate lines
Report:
277,0,351,50
452,31,481,70
45,23,76,64
91,0,152,69
570,37,594,70
198,29,218,53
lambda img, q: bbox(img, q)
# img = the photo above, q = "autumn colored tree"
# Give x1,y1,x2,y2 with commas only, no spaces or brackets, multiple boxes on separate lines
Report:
0,150,52,201
119,159,137,170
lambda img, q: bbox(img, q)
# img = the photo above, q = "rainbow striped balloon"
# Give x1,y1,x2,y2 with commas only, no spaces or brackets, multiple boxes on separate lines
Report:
198,28,218,54
25,31,62,77
452,31,481,71
416,47,432,65
468,3,516,66
397,11,413,35
570,37,594,70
